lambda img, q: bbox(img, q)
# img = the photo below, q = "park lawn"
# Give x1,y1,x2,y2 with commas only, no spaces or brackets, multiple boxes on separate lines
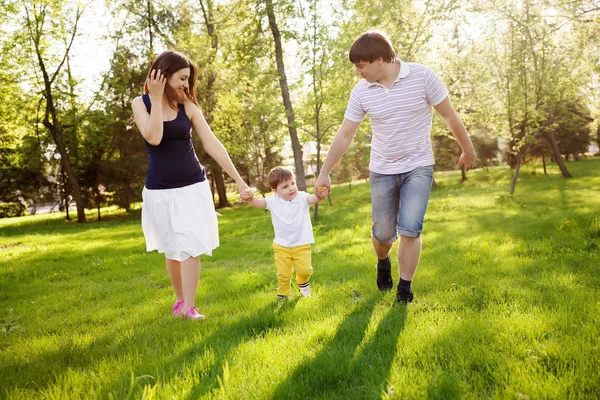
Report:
1,159,599,399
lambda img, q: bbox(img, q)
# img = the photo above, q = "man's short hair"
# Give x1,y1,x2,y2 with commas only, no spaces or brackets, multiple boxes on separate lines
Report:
349,30,396,64
268,167,293,190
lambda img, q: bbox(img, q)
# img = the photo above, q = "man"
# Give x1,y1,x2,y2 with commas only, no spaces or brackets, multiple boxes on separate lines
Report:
314,30,477,303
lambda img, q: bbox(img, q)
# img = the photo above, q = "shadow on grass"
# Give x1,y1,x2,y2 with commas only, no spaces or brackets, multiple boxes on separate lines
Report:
94,297,299,399
269,296,407,399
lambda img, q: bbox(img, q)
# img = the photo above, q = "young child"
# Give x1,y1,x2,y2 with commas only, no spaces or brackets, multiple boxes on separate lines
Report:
242,167,328,298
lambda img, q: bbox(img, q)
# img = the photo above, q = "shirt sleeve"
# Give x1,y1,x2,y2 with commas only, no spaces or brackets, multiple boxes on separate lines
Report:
265,194,275,211
424,66,449,107
344,84,366,122
298,192,310,208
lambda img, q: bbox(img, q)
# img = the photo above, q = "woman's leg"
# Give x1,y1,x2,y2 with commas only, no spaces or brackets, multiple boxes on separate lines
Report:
165,258,184,302
181,256,201,312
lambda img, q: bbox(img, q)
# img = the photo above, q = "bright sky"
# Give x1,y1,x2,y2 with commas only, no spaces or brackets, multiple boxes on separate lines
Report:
69,2,118,96
69,0,332,96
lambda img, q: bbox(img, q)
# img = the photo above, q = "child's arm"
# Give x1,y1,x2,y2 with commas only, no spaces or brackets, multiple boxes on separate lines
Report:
242,189,267,209
307,186,329,206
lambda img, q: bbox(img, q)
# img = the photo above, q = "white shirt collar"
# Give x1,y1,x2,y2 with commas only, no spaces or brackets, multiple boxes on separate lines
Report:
276,194,299,203
368,58,410,88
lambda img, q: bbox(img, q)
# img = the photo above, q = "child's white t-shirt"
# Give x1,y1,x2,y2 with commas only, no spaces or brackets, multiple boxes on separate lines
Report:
265,191,314,247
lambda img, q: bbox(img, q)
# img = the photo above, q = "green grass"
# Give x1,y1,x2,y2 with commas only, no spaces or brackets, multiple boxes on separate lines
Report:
1,159,599,399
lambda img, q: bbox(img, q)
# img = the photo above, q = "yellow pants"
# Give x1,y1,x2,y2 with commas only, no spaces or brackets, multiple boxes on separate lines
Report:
273,243,313,297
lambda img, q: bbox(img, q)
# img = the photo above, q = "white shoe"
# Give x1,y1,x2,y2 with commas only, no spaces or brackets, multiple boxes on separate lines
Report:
299,283,311,297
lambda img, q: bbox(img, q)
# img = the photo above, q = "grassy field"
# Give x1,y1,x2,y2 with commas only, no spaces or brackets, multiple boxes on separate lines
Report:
1,159,599,399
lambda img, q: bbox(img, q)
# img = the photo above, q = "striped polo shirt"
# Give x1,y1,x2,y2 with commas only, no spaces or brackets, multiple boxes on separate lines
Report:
344,60,448,174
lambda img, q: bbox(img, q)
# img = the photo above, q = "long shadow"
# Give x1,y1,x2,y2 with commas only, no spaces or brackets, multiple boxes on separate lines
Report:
326,304,408,399
95,297,300,399
270,295,384,399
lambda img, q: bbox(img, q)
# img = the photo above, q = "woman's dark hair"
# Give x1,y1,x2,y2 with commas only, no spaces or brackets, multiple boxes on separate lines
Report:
143,51,199,110
349,30,396,64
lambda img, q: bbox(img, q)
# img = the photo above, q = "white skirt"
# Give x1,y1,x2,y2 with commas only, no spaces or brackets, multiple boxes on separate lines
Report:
142,180,219,261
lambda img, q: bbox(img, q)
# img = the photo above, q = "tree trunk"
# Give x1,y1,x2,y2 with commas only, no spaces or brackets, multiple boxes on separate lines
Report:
27,4,86,222
40,80,85,222
61,167,70,221
542,152,547,175
509,150,523,195
210,175,216,203
545,131,572,178
264,0,306,191
212,162,230,208
199,0,230,207
147,0,153,55
313,139,321,219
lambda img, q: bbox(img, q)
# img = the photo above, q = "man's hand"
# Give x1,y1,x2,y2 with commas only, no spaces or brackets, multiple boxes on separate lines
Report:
458,150,477,172
317,186,329,199
314,175,331,199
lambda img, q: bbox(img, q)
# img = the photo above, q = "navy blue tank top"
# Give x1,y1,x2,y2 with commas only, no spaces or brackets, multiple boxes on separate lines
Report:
142,94,206,189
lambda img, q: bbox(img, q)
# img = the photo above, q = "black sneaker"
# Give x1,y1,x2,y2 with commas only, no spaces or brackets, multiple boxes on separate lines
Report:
396,287,414,303
376,256,393,291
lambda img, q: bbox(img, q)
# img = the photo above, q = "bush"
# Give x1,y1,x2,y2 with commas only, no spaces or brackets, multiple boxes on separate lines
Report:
0,202,26,218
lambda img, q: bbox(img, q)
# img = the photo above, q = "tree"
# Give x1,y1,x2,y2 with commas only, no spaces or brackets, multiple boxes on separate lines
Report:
21,1,87,221
214,1,287,195
296,0,341,216
483,0,577,193
264,0,307,191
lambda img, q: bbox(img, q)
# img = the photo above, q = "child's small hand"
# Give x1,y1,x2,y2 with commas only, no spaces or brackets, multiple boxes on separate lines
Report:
241,189,254,203
317,186,329,199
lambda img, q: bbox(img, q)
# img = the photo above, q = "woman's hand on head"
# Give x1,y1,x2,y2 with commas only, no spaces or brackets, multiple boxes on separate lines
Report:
147,69,166,99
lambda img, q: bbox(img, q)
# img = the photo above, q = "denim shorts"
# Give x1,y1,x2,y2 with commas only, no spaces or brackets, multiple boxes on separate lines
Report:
370,165,434,241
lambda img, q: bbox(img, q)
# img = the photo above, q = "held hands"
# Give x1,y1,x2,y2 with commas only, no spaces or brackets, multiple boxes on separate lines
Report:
458,150,478,172
240,188,254,203
237,183,251,202
314,175,331,200
147,69,166,99
316,186,329,200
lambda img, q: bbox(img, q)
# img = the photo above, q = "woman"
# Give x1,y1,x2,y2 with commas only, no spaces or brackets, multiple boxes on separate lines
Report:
132,50,248,320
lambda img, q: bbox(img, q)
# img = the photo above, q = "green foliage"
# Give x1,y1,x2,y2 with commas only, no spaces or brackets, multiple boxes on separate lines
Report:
1,0,599,211
0,202,26,218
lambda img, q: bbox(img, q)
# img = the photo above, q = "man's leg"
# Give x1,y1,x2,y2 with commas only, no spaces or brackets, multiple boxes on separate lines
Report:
372,236,393,259
397,235,422,281
396,165,434,303
370,172,400,291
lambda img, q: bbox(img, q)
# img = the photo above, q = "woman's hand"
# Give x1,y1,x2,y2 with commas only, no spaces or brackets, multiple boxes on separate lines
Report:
240,189,254,203
147,69,166,99
236,182,250,201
